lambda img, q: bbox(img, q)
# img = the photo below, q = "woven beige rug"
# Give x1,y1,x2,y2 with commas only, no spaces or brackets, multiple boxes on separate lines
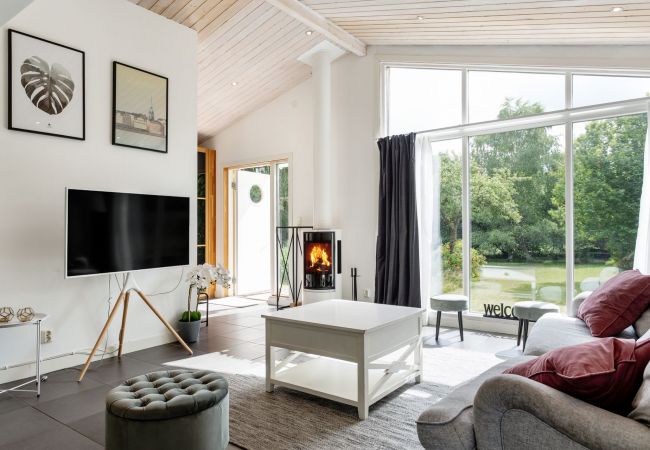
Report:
165,334,516,449
225,374,447,450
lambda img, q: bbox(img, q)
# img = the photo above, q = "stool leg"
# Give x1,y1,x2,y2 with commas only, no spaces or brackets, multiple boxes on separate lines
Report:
458,311,464,342
523,320,529,351
435,311,442,341
517,319,523,346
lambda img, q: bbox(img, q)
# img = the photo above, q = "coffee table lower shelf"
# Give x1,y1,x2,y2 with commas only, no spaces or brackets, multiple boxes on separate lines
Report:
269,356,419,415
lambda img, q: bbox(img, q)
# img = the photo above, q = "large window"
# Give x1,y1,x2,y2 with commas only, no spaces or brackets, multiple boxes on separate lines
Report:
470,125,566,312
573,114,647,293
386,66,649,313
432,139,464,295
387,68,462,134
468,71,564,122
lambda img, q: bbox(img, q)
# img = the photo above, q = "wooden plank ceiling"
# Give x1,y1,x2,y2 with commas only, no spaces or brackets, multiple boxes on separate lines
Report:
131,0,650,141
302,0,650,45
130,0,320,141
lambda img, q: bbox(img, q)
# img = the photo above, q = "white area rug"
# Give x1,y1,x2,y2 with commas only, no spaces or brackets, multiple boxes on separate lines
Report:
165,351,265,376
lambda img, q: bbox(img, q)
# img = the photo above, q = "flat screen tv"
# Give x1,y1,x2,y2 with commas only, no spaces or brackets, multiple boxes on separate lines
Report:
66,189,190,277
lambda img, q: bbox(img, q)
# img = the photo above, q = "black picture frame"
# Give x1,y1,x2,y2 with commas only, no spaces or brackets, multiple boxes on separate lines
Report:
112,61,169,154
8,29,85,140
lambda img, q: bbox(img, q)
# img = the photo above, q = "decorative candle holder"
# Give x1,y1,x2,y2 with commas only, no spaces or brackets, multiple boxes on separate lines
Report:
0,307,15,323
17,307,35,322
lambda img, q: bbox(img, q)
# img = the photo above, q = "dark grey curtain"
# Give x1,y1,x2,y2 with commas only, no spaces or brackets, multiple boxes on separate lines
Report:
375,133,421,308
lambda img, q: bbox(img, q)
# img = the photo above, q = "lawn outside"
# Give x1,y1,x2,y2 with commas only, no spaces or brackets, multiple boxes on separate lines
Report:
463,261,616,314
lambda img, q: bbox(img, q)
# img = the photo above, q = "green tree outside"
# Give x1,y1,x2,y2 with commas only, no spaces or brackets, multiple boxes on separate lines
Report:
438,99,647,302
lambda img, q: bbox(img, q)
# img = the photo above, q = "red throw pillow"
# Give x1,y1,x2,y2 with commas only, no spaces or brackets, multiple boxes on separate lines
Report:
504,338,650,414
578,270,650,337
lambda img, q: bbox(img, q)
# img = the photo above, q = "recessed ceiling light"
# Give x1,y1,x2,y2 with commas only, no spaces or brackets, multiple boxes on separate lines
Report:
231,81,238,86
417,16,424,20
611,6,624,12
305,30,313,36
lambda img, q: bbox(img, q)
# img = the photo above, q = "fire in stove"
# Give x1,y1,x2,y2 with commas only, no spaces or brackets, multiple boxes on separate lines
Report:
303,231,337,290
308,244,331,272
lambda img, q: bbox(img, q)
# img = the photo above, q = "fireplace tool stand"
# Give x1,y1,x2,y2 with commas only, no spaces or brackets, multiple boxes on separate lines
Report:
351,267,359,301
275,226,312,310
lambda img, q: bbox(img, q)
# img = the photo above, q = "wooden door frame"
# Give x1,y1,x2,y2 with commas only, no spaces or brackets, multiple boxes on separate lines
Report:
198,146,217,296
222,158,290,298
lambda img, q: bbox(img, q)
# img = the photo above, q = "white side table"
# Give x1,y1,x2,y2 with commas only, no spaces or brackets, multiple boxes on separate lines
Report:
0,313,47,397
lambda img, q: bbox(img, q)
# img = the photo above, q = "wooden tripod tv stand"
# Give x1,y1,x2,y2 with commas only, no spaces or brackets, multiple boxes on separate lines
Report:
78,273,192,381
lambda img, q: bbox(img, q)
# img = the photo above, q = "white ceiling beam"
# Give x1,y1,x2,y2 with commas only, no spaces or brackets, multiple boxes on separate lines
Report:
263,0,366,56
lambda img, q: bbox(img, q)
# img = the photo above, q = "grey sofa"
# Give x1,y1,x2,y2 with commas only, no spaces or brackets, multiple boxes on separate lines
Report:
417,293,650,449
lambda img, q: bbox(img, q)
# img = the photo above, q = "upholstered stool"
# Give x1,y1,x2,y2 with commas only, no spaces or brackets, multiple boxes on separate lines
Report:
430,294,469,341
105,370,229,450
513,301,560,350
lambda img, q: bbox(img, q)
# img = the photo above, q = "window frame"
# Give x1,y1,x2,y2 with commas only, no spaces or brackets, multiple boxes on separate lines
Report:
381,63,650,311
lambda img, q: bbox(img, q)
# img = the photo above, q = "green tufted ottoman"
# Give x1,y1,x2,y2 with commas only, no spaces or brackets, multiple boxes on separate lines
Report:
105,370,229,450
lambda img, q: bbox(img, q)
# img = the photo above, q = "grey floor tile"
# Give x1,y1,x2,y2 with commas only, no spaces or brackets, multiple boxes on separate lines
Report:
67,411,105,446
2,422,102,450
207,322,249,338
0,406,100,449
0,394,28,415
126,342,204,365
11,369,105,406
32,385,111,425
193,335,247,354
220,315,265,327
75,355,163,386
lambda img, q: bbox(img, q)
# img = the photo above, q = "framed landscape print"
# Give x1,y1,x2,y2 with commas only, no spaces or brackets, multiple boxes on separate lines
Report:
112,62,168,153
8,29,85,140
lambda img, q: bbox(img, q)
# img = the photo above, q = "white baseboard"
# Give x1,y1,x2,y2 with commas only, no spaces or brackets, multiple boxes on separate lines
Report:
0,332,177,384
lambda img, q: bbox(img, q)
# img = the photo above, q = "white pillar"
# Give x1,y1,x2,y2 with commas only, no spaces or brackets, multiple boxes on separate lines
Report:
299,42,345,230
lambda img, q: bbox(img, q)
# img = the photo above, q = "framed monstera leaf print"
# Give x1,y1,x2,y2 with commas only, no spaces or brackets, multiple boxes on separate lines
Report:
8,30,85,140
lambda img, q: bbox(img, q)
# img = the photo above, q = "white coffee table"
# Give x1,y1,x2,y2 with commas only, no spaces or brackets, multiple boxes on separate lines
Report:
262,300,423,419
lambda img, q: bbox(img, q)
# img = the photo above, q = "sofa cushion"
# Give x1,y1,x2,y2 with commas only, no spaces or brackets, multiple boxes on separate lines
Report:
568,291,592,317
505,338,650,414
523,313,637,357
578,270,650,337
417,357,533,450
629,361,650,426
635,309,650,339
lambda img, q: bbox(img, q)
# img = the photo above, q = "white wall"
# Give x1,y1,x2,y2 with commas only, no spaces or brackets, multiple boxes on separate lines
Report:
0,0,197,382
205,44,650,310
202,79,314,273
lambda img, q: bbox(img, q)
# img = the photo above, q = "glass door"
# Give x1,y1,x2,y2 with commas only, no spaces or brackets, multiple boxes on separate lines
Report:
228,160,290,297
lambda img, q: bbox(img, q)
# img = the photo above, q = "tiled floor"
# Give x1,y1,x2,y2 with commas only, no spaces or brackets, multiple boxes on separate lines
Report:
0,305,516,449
0,307,270,450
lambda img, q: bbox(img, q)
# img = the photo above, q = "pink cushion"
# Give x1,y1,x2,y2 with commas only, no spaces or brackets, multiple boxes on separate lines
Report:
578,270,650,337
504,338,650,414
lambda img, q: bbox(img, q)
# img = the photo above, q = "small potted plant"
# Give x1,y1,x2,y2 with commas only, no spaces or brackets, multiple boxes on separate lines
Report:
178,263,231,343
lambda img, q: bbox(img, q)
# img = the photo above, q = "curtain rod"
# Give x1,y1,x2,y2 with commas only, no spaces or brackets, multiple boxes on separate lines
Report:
415,96,650,138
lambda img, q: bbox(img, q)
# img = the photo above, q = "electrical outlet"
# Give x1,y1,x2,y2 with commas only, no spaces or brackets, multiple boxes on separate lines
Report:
40,330,52,344
363,288,372,298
